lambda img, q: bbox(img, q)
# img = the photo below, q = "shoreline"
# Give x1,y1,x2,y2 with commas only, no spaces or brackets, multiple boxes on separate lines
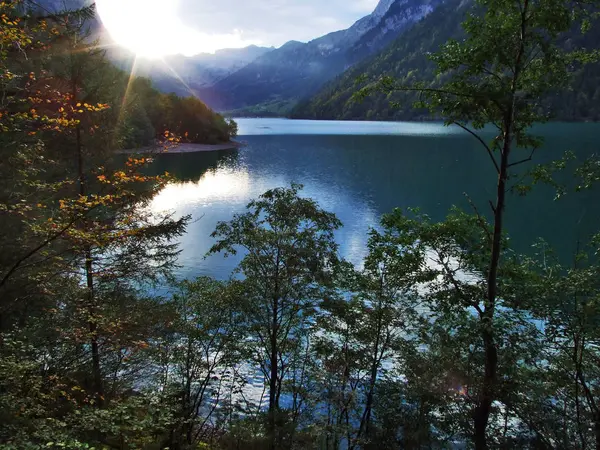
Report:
119,141,245,155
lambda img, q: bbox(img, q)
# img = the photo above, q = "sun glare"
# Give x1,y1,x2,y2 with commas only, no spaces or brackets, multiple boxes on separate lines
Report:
95,0,258,58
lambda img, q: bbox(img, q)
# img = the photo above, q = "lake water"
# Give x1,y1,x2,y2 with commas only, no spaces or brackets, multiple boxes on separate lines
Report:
149,118,600,281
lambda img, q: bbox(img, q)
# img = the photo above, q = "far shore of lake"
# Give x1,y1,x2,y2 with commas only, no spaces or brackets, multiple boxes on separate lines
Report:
118,141,245,155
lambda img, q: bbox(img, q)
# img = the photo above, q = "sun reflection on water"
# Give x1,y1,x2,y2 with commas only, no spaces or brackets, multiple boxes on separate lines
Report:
150,167,251,214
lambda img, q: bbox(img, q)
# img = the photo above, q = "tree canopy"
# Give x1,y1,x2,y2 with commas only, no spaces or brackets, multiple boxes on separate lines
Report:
1,0,600,449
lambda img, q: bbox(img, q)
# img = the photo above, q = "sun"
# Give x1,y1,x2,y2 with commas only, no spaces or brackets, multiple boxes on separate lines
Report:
95,0,258,58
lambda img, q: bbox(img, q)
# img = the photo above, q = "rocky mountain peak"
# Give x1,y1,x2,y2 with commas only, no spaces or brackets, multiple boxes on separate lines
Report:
372,0,398,18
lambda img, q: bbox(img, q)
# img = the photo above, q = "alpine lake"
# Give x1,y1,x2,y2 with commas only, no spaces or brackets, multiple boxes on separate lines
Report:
146,118,600,281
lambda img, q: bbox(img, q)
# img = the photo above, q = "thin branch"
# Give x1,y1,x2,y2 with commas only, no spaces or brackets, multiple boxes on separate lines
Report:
507,148,536,168
0,214,82,289
464,192,493,245
453,121,500,174
434,247,483,314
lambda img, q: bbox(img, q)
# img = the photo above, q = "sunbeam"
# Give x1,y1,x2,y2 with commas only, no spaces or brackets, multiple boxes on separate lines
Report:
159,59,198,98
116,55,140,134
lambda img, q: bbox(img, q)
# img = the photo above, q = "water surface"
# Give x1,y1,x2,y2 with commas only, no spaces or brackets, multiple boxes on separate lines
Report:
149,118,600,280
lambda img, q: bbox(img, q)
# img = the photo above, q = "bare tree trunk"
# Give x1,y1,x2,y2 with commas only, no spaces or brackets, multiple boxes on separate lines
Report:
86,247,103,405
360,355,379,440
594,414,600,450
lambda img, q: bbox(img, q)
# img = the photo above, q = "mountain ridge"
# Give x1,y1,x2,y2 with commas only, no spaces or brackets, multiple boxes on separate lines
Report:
291,0,600,122
196,0,442,113
110,45,275,96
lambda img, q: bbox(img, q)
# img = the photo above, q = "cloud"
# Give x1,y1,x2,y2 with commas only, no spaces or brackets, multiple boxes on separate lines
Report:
96,0,381,57
176,0,380,48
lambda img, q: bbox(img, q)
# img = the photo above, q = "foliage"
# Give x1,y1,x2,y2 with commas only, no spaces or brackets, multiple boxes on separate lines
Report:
2,0,600,449
0,2,186,448
157,278,248,448
342,1,600,447
209,184,341,447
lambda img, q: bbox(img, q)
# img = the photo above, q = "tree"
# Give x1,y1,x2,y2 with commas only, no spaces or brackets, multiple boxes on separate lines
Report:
0,3,189,447
367,208,553,448
313,293,367,450
358,1,600,447
209,184,341,448
0,0,88,327
349,223,428,447
519,237,600,449
159,277,247,448
40,9,189,406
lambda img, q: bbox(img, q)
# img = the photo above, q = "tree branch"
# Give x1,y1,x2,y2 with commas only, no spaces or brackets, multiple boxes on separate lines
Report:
0,215,81,289
464,192,493,245
507,148,536,168
453,121,500,174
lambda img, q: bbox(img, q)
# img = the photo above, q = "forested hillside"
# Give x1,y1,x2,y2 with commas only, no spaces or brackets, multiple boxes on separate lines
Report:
91,70,237,148
291,0,600,122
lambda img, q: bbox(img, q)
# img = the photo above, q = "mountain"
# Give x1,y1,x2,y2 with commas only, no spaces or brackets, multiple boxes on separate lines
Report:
197,0,442,114
110,46,275,97
292,0,600,122
290,0,463,121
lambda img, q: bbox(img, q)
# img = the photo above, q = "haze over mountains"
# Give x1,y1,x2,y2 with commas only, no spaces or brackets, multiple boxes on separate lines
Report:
292,0,600,122
113,46,275,95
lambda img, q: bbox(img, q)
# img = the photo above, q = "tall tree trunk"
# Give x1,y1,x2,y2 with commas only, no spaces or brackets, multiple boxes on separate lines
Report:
473,123,510,449
594,414,600,450
336,339,351,450
268,295,279,449
355,300,383,448
268,248,282,449
474,3,529,447
74,76,103,406
361,356,378,439
185,337,193,446
86,247,103,405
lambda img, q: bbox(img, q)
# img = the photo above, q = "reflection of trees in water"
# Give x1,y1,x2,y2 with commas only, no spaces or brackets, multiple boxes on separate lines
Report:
146,149,240,182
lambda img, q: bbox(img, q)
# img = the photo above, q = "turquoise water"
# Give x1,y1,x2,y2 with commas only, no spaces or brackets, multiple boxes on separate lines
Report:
235,118,465,136
149,119,600,280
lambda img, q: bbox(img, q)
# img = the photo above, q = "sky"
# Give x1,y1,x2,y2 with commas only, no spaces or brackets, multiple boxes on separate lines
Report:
95,0,382,57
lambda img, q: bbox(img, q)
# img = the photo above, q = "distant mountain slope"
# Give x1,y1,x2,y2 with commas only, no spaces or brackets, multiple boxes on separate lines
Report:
111,46,275,97
292,0,600,122
198,0,442,113
290,0,465,121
